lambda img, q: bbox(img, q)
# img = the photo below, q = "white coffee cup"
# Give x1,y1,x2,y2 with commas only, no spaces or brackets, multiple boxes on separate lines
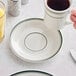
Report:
44,0,72,30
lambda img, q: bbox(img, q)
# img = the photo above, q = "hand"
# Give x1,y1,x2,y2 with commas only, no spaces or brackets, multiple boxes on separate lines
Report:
70,10,76,29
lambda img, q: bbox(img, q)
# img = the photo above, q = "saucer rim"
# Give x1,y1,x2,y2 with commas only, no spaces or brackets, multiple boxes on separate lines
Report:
10,70,53,76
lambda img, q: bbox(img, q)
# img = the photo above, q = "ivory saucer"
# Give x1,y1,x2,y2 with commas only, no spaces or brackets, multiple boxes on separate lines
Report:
10,18,62,62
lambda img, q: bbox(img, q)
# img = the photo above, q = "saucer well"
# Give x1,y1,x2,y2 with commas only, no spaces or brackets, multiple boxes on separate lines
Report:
10,18,62,62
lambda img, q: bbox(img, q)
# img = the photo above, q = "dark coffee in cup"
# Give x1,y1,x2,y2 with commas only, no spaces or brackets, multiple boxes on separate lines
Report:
47,0,70,11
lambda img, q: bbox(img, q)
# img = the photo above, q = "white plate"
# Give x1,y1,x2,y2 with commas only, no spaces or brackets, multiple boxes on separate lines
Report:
11,70,53,76
10,18,62,62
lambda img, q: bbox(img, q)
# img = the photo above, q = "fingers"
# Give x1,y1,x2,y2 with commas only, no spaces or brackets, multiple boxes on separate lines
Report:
70,15,76,22
70,9,76,29
71,10,76,16
70,10,76,22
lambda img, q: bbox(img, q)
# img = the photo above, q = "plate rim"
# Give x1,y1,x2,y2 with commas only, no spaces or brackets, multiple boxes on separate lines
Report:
10,18,63,62
10,70,53,76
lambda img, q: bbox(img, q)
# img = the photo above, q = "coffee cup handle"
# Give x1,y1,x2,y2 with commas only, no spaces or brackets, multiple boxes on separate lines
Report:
65,10,72,26
59,15,72,30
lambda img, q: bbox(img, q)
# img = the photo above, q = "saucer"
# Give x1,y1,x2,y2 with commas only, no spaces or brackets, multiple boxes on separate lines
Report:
11,70,53,76
10,18,62,62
